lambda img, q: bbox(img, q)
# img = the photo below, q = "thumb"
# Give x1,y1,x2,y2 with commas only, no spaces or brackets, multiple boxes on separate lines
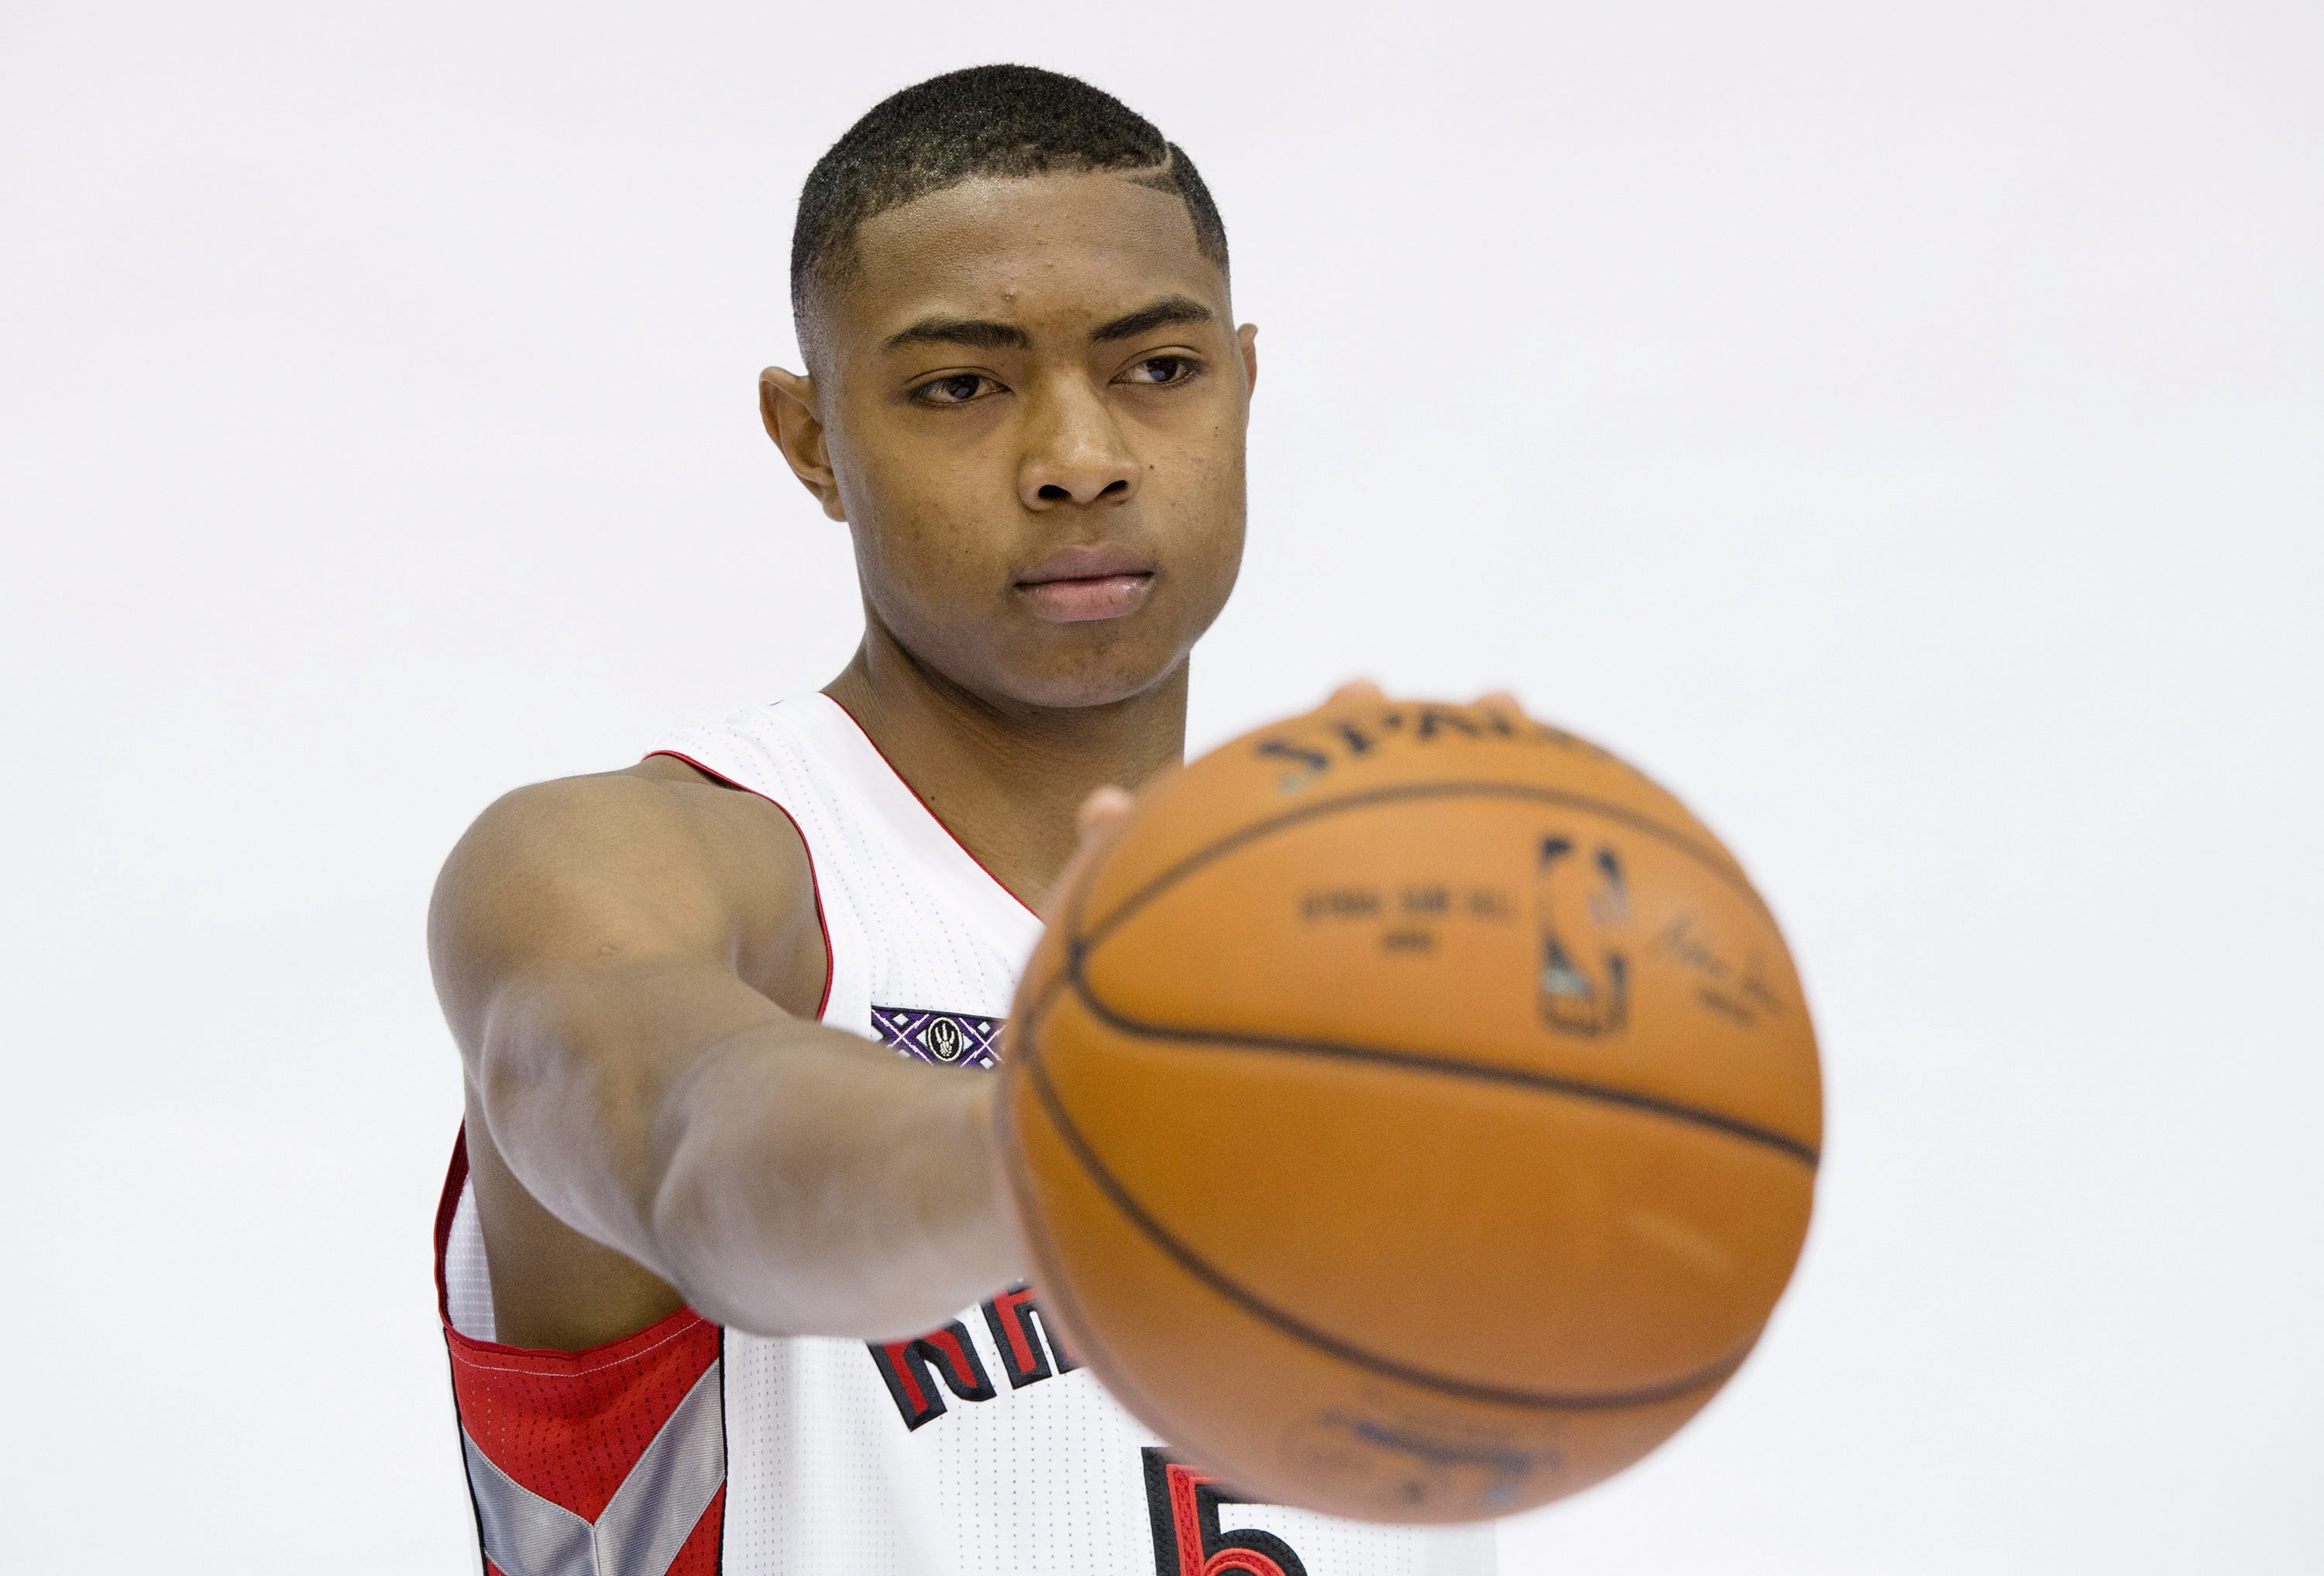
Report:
1042,785,1134,925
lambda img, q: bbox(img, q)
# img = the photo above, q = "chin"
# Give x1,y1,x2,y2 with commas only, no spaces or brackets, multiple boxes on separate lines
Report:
993,639,1190,712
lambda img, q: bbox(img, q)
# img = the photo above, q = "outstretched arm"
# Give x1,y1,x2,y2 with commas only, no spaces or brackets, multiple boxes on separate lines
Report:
429,761,1041,1344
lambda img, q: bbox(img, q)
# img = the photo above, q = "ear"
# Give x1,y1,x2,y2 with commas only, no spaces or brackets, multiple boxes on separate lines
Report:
1237,322,1259,398
760,366,847,521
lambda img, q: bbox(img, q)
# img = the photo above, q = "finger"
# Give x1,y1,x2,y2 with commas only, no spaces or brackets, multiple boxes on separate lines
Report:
1075,784,1133,837
1325,678,1386,709
1477,687,1525,724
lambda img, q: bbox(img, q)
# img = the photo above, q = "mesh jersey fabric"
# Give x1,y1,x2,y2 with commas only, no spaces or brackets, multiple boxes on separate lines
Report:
436,693,1498,1576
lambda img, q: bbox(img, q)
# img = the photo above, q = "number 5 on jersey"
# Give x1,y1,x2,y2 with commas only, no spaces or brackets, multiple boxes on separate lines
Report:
1143,1447,1311,1576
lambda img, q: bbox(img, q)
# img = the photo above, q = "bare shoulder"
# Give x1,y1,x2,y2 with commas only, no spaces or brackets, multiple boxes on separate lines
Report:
430,755,826,1024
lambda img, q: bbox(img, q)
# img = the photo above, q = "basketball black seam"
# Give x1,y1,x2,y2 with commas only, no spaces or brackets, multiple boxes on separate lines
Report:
1078,779,1768,957
1068,964,1820,1167
1011,952,1763,1415
993,1021,1172,1431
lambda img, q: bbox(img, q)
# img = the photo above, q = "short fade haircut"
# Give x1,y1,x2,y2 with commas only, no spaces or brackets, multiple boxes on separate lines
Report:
790,64,1229,347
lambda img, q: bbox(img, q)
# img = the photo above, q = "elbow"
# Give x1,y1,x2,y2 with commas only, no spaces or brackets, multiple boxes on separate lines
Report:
648,1124,811,1340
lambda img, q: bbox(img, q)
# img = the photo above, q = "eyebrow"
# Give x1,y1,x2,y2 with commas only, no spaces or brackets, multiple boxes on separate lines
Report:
1092,294,1212,343
882,316,1032,353
881,294,1215,355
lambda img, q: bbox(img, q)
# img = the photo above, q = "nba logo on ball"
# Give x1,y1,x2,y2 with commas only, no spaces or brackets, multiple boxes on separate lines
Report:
1535,834,1630,1037
1002,698,1823,1523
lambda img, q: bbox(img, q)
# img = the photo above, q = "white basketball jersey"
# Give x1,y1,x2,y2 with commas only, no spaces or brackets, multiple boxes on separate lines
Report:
438,693,1497,1576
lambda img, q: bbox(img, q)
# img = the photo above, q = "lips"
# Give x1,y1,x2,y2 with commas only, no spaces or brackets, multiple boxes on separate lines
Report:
1015,544,1157,624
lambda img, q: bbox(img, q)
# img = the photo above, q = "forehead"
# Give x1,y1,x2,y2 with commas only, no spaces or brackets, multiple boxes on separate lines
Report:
830,172,1228,346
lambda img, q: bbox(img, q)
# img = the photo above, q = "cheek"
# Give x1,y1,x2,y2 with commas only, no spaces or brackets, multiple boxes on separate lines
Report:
1147,451,1247,621
844,459,1016,641
858,500,982,605
844,446,949,563
1162,428,1248,546
837,412,1015,567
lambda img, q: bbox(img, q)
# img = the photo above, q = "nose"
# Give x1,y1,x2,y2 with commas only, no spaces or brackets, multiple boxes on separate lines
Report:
1019,376,1140,511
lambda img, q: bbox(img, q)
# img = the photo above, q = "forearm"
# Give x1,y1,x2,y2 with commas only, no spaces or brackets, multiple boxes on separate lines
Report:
478,971,1019,1342
650,1025,1021,1340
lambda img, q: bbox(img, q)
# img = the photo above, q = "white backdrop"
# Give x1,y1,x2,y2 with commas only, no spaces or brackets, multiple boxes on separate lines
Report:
2,2,2317,1569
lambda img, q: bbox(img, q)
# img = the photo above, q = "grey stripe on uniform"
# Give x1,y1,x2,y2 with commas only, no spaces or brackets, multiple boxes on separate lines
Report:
462,1358,724,1576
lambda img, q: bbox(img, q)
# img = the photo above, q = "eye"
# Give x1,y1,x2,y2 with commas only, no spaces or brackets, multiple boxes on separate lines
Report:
910,373,999,406
1119,355,1201,387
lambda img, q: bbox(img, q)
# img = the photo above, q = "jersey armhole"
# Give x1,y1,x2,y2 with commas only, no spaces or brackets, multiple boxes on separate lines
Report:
645,748,836,1020
434,1128,715,1364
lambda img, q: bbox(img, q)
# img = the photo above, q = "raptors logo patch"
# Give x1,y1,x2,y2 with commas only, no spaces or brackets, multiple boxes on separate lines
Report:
871,1005,1002,1068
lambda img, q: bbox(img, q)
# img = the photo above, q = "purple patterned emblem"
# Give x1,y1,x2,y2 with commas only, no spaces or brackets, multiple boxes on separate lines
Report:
871,1006,1002,1069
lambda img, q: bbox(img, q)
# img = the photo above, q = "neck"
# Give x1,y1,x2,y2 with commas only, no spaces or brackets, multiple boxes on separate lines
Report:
823,623,1188,909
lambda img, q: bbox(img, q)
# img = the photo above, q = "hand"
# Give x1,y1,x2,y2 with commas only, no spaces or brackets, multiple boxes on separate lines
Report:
1325,676,1528,726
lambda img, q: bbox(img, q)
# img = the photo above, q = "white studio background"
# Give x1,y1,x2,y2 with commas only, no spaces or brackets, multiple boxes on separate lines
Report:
2,2,2316,1570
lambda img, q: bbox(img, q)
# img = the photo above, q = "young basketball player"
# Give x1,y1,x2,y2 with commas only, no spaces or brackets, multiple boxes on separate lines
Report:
430,67,1497,1574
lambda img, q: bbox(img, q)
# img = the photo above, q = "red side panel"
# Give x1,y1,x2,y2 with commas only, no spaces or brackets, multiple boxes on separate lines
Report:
672,1485,727,1576
437,1132,725,1565
449,1304,721,1522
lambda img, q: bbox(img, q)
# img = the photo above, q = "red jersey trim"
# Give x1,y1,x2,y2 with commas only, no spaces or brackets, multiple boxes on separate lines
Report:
820,692,1043,920
646,747,837,1020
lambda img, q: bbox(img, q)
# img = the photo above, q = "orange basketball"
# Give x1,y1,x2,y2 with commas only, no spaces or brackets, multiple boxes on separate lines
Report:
998,696,1822,1523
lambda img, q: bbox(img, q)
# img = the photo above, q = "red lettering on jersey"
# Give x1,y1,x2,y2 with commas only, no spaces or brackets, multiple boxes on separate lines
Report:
867,1320,995,1430
982,1283,1081,1389
867,1286,1084,1429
